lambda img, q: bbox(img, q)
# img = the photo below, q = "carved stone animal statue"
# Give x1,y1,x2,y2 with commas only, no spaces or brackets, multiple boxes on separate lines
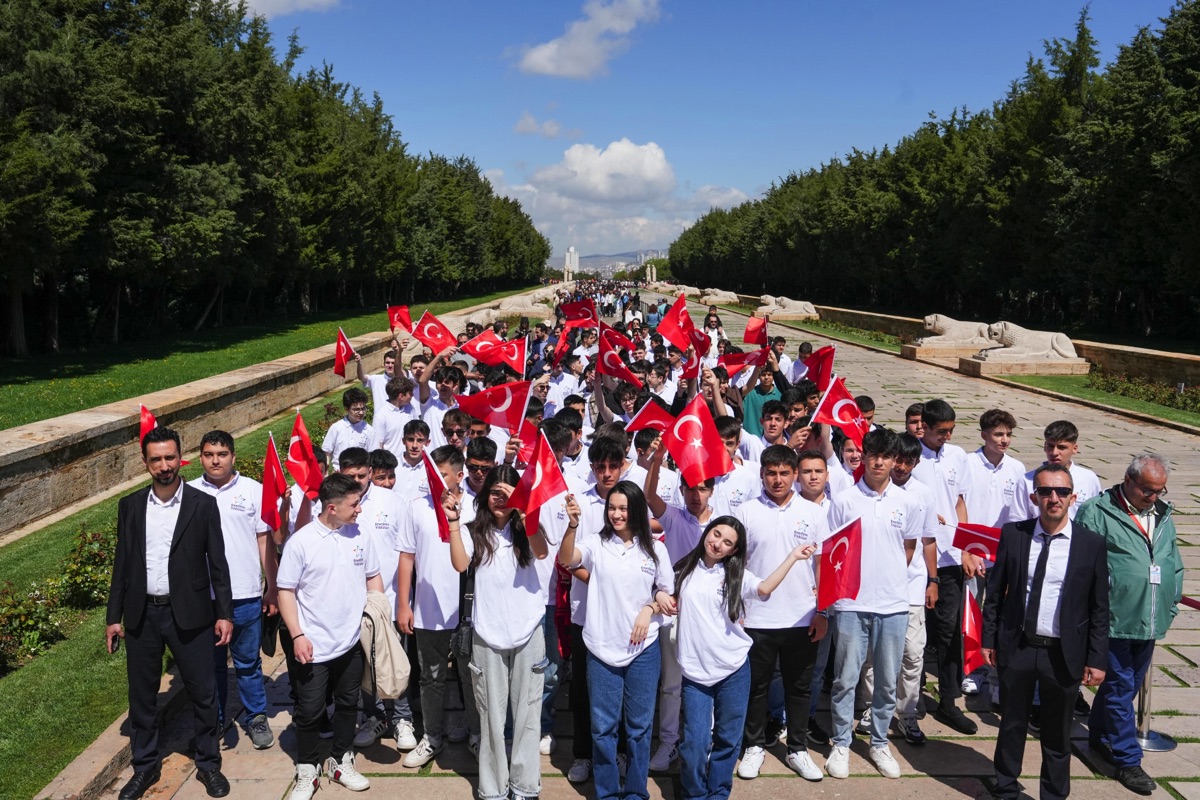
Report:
700,289,740,305
917,314,992,346
979,321,1078,360
757,296,817,316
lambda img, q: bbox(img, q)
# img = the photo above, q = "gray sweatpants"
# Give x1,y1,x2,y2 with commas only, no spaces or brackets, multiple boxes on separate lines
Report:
469,630,547,800
415,627,480,742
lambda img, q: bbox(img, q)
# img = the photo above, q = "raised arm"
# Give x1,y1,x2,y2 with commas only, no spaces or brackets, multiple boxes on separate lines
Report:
643,443,669,520
756,541,817,597
556,494,584,569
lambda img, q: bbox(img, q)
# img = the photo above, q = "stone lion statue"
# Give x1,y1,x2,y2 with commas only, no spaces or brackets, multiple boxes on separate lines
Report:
916,314,993,346
497,296,551,315
467,308,501,327
977,321,1078,360
677,285,702,298
757,295,817,316
700,289,740,305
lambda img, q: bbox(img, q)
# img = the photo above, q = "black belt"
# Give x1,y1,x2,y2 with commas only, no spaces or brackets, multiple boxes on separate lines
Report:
147,594,171,606
1022,633,1060,648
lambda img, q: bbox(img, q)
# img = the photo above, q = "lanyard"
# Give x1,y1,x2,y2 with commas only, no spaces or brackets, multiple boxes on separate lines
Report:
1115,490,1152,539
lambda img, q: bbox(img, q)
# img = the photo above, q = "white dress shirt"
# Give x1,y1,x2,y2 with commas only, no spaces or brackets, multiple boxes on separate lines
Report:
145,482,184,595
1025,520,1073,637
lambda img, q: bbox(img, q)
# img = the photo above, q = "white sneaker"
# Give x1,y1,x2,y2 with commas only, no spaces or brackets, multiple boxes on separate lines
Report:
616,752,628,779
467,733,481,758
393,719,418,750
352,717,388,749
649,742,678,771
401,735,443,768
539,734,555,756
737,745,766,780
961,674,982,695
785,749,823,781
868,745,901,779
826,744,850,779
325,752,370,791
567,758,592,783
289,763,320,800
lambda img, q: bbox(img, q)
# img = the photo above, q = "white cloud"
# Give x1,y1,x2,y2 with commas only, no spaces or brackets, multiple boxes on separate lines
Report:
514,111,578,139
517,0,660,79
244,0,340,18
488,138,748,257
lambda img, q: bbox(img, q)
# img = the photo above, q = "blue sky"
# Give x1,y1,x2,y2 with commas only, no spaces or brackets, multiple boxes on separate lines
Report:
252,0,1175,259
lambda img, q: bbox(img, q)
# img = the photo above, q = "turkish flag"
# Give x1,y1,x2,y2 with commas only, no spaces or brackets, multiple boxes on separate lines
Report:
454,381,531,435
508,430,568,541
718,347,771,377
460,329,505,361
803,345,835,392
261,433,288,531
963,590,985,674
688,326,711,355
387,305,412,333
953,523,1002,562
812,376,871,448
626,397,675,433
412,310,456,354
515,418,538,463
137,404,189,464
656,294,695,352
599,320,635,353
286,412,324,500
422,451,452,543
679,353,702,382
818,518,863,610
597,333,643,388
493,337,528,375
333,327,356,377
548,332,572,367
560,298,598,329
744,315,768,347
663,394,732,487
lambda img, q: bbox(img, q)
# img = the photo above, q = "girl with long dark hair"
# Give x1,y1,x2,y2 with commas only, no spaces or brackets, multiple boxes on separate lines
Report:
446,465,549,800
673,516,817,800
558,480,675,800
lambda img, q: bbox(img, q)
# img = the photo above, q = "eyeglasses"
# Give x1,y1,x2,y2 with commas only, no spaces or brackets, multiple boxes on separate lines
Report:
443,428,467,437
1130,481,1168,498
1034,486,1073,498
348,406,367,414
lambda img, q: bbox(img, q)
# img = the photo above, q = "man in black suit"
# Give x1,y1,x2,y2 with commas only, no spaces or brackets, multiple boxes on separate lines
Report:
982,463,1109,800
105,426,234,799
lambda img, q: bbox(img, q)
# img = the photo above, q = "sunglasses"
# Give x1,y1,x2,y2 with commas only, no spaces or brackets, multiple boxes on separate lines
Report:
1034,486,1073,498
443,428,468,437
466,463,493,473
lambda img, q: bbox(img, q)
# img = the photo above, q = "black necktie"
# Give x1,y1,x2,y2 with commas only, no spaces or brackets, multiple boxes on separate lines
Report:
1024,532,1062,633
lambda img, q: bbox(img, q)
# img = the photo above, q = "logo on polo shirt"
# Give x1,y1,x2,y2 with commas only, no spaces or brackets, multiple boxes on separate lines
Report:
639,555,656,577
373,511,391,530
945,468,959,486
793,519,814,544
1002,478,1016,496
352,545,365,566
229,493,252,514
889,507,906,528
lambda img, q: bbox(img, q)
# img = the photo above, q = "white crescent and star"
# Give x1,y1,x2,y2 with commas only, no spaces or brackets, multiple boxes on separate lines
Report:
603,350,624,371
829,535,850,571
673,413,705,450
423,322,442,341
963,542,994,560
493,386,514,412
288,435,304,463
831,398,858,425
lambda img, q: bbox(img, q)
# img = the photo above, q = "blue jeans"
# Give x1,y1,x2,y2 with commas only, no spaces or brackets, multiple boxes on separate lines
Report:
214,597,267,727
809,627,833,717
587,640,660,800
830,610,906,748
541,608,561,736
680,661,750,800
1090,638,1155,768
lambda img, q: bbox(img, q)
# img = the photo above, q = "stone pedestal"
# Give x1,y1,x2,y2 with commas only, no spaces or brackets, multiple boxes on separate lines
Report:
903,344,999,361
958,356,1091,377
766,312,820,321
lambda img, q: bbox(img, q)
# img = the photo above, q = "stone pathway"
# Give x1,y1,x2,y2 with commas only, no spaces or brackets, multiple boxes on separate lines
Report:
91,297,1199,800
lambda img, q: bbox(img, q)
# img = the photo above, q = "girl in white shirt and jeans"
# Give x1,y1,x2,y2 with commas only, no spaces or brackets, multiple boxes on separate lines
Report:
672,516,817,800
447,465,550,800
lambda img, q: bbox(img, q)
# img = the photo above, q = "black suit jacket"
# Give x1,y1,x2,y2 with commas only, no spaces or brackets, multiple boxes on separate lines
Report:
106,483,234,631
982,517,1109,677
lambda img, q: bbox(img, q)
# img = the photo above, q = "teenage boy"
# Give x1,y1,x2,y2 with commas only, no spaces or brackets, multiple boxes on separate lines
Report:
368,376,421,462
189,431,277,749
796,450,834,746
714,416,762,515
910,399,979,735
740,355,782,437
463,436,498,504
368,449,398,490
417,349,463,449
826,429,922,780
770,336,792,377
278,474,383,799
358,346,407,417
323,388,373,471
395,446,480,766
392,420,430,500
1018,420,1104,520
439,408,472,454
735,446,828,782
646,362,678,406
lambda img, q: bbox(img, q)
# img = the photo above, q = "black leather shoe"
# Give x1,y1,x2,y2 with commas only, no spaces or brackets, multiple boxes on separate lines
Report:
934,703,978,734
118,768,161,800
197,767,231,798
1115,765,1157,796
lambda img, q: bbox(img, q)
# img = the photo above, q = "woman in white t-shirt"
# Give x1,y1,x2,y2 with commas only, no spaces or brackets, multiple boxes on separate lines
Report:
558,481,675,800
447,465,550,800
672,516,816,800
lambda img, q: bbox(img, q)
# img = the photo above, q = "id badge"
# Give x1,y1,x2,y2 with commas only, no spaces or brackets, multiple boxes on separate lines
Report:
1149,565,1162,585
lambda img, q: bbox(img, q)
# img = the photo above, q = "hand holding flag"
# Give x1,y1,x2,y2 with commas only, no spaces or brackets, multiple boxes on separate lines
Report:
261,433,288,531
818,518,863,610
333,328,357,377
412,310,456,353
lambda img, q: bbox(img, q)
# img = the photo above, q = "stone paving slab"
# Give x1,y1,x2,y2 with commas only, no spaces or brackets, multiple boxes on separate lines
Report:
1173,780,1200,800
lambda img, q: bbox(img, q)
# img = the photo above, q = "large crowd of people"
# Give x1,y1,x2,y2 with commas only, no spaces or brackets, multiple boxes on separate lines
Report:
104,280,1186,800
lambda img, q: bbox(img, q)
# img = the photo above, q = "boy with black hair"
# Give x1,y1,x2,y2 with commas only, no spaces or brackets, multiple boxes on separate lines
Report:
1018,420,1103,520
853,395,877,429
788,342,814,384
418,348,463,449
740,354,782,437
770,336,792,377
358,348,405,417
323,388,373,471
904,403,926,440
553,408,590,481
646,361,677,406
368,449,398,490
463,436,498,502
369,376,420,463
392,420,430,501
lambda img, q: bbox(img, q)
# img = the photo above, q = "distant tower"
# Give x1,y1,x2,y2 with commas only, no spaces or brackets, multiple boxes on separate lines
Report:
564,246,579,281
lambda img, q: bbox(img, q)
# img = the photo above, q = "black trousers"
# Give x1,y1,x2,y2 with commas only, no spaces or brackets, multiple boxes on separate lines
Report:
569,624,592,759
292,644,364,766
994,641,1078,800
744,627,817,752
932,565,964,701
125,602,220,772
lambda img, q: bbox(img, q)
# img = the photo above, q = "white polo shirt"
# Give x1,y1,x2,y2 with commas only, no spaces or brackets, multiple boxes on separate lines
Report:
911,441,973,567
322,417,372,471
569,486,609,626
828,479,922,616
277,518,380,663
396,491,477,630
459,522,545,650
364,373,392,417
714,459,760,516
369,400,421,460
534,471,590,606
676,562,762,685
577,535,674,668
895,477,939,606
657,504,713,565
738,430,765,463
422,395,455,449
964,449,1028,528
825,460,854,498
353,484,404,615
649,464,685,511
735,492,826,629
392,457,426,501
189,472,271,600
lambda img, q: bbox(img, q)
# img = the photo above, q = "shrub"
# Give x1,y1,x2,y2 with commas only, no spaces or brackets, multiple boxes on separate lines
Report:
0,583,63,673
61,522,117,608
1085,369,1200,414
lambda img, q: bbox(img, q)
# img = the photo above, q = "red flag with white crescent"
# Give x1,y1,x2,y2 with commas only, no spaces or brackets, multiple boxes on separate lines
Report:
137,404,189,464
422,450,453,543
963,589,985,674
656,294,696,352
333,328,356,377
625,397,675,434
596,332,643,388
818,518,863,610
286,412,324,500
560,299,598,329
599,320,635,353
508,430,568,540
953,523,1002,562
744,315,768,347
412,310,456,354
460,329,505,361
387,305,412,332
803,345,836,392
454,381,531,435
811,376,870,449
718,347,771,377
261,433,288,531
662,394,732,487
548,331,572,368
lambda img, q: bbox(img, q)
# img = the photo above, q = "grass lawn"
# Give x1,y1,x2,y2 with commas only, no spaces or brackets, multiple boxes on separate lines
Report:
1004,375,1200,429
0,391,345,800
0,286,533,431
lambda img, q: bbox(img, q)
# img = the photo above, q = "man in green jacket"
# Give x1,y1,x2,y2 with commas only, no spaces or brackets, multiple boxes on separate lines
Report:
1076,453,1184,797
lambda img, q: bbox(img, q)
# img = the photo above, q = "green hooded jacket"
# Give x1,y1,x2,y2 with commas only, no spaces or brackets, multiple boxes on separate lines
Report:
1076,487,1184,641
